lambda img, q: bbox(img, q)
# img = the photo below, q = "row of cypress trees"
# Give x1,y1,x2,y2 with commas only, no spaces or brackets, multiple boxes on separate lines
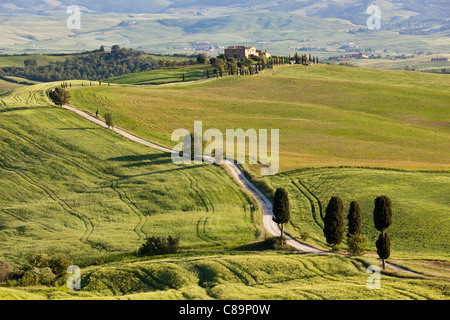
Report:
324,195,392,269
272,188,392,269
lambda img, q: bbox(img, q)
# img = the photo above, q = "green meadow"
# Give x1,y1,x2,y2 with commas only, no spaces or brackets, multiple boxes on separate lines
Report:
0,82,261,267
0,64,448,300
70,64,450,171
106,65,211,85
268,168,450,261
67,64,450,262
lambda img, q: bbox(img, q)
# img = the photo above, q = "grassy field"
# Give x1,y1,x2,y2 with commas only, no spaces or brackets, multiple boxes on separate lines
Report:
70,64,450,171
1,253,448,300
106,65,212,85
267,168,450,261
0,55,69,68
353,54,450,72
0,79,23,94
0,66,448,300
0,82,261,267
1,12,449,55
68,64,450,262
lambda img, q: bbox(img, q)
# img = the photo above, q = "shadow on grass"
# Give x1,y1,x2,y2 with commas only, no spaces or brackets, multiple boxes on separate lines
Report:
0,106,55,113
235,238,297,252
108,153,173,167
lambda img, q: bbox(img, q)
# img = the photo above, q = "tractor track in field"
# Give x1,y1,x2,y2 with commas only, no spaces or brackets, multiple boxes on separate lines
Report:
110,180,148,241
0,159,95,247
292,180,324,229
61,104,423,276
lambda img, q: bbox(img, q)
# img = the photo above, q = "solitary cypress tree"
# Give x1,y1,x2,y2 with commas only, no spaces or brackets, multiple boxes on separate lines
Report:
347,201,362,237
104,113,114,129
373,196,393,269
272,188,290,246
323,196,345,251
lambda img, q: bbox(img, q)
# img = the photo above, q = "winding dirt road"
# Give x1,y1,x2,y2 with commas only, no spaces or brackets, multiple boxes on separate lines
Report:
62,104,421,275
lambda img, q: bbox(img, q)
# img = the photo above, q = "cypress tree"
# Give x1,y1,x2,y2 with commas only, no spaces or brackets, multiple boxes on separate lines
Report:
347,201,362,237
373,196,393,269
272,188,290,246
323,196,345,251
374,196,392,232
376,232,391,267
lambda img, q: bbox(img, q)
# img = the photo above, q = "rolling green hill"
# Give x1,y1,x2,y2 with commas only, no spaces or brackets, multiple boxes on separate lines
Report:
68,64,449,261
106,65,211,85
0,82,261,267
0,65,448,300
1,253,449,300
70,64,450,171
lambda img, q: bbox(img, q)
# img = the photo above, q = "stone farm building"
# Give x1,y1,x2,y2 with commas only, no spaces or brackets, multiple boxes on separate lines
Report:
224,46,272,59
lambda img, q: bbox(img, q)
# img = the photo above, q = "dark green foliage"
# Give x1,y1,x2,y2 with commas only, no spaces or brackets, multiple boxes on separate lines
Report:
24,58,37,68
272,188,290,245
104,113,114,129
374,195,393,232
1,46,159,82
273,188,290,225
196,53,207,64
323,196,345,250
47,253,71,277
347,200,362,237
138,236,181,256
376,232,391,260
347,234,368,256
265,236,290,250
49,87,71,106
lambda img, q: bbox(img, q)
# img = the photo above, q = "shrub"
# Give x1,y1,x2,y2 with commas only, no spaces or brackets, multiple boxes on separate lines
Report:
347,234,368,256
265,236,289,250
138,236,181,256
39,267,56,285
300,232,310,241
48,253,71,277
20,269,40,286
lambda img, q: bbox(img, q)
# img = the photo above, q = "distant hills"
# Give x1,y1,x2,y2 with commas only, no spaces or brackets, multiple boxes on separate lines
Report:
0,0,448,55
1,0,448,35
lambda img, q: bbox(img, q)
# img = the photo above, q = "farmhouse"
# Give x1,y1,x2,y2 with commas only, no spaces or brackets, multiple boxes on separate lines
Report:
224,46,272,59
431,58,448,62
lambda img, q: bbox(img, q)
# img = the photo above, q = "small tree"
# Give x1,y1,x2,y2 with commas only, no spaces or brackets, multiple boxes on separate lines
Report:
272,188,290,246
197,53,207,64
104,113,114,129
138,236,180,256
373,196,393,269
347,234,368,256
323,196,345,251
347,201,362,237
376,232,391,268
49,87,71,107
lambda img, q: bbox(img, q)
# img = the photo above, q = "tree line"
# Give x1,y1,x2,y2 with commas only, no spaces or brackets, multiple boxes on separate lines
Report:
0,46,196,82
197,52,320,78
272,188,392,269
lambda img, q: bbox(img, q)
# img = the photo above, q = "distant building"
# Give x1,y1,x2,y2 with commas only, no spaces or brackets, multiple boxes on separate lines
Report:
224,46,271,59
348,52,369,59
431,58,448,62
